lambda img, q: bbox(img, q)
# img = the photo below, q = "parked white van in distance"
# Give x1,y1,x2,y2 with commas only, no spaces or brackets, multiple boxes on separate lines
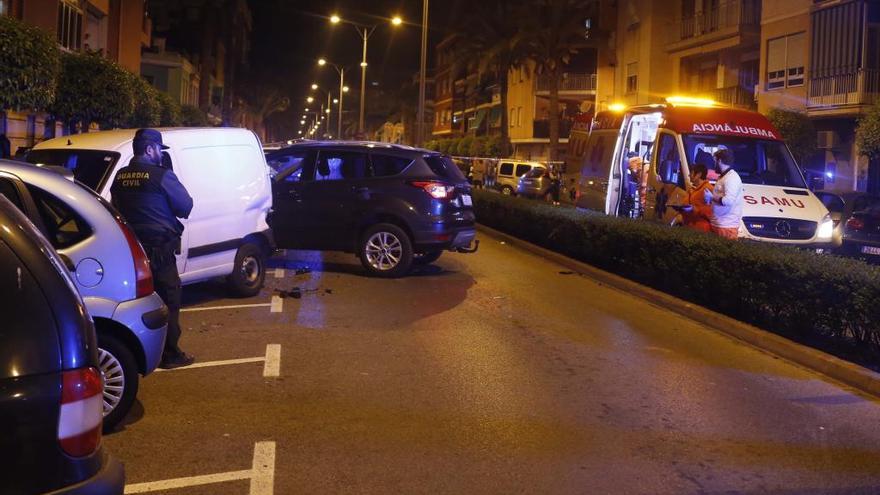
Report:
574,97,836,248
29,127,273,296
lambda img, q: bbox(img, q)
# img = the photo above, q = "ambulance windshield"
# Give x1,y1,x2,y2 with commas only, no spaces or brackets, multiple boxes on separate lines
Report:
682,135,807,189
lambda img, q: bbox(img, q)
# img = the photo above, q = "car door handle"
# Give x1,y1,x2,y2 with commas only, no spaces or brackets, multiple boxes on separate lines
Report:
352,186,370,198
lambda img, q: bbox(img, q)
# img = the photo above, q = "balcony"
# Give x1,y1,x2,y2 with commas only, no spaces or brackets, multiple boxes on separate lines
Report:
713,86,756,110
807,69,880,111
533,119,573,139
536,73,597,93
668,0,760,51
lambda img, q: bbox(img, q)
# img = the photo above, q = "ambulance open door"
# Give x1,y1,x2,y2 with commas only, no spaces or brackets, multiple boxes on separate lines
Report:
647,130,689,224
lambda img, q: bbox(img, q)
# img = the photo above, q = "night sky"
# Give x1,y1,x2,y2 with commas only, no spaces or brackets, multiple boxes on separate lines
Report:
248,0,466,131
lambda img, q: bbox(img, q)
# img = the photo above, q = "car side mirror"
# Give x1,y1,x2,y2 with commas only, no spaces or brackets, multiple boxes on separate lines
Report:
809,175,823,191
58,253,76,272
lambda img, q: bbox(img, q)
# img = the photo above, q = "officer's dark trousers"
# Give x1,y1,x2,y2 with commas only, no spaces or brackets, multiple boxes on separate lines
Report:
146,241,183,358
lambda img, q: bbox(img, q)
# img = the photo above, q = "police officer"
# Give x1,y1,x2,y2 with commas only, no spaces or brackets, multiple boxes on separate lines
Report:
111,129,195,369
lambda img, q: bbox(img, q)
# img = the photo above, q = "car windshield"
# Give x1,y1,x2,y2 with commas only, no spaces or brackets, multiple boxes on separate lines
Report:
682,135,807,188
524,168,546,179
424,155,466,181
26,149,120,191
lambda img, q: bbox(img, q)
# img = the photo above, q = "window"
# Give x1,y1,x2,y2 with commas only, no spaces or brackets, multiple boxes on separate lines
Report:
515,164,532,177
268,150,311,182
682,135,807,188
0,0,8,16
314,151,368,181
57,0,83,51
656,134,684,187
26,149,120,191
626,62,638,93
499,162,514,176
510,108,516,127
371,154,413,177
425,156,466,181
26,185,92,249
517,107,523,126
767,33,805,90
0,178,23,209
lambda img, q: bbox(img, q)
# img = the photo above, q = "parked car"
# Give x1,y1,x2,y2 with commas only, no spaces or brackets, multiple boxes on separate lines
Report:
0,159,168,430
0,195,125,494
817,191,880,262
487,160,545,196
517,167,552,199
28,127,273,297
266,141,478,277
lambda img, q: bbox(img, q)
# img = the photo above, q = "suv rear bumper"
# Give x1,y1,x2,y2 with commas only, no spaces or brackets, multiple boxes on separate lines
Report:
413,225,477,253
46,452,124,495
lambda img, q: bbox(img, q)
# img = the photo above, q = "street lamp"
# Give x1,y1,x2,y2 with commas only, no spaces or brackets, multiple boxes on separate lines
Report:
318,58,346,138
311,83,319,90
306,96,314,103
328,14,402,135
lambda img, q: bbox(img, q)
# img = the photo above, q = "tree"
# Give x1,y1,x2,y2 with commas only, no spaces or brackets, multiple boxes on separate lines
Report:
0,15,60,112
469,136,487,157
53,51,135,131
126,73,162,128
455,1,531,157
157,91,183,127
856,102,880,160
457,135,475,156
181,104,209,127
521,0,594,161
483,135,505,157
767,108,816,165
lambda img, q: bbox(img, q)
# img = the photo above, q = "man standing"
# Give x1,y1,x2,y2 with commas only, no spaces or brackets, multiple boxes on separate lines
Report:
111,129,195,368
681,163,714,232
704,148,743,239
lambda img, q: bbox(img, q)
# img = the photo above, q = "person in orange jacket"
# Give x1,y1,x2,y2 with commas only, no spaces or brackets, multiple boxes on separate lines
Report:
680,163,714,232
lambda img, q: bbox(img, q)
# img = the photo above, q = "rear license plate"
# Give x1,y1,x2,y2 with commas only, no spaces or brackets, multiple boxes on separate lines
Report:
461,194,473,206
861,245,880,256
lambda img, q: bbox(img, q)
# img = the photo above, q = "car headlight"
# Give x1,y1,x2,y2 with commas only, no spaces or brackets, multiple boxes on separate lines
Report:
817,214,834,240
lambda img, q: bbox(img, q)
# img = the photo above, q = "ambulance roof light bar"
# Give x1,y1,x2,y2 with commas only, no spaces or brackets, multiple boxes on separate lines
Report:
666,95,719,108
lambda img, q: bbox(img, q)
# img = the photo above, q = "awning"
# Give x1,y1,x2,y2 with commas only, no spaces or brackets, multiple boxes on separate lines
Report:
489,106,502,127
471,108,488,131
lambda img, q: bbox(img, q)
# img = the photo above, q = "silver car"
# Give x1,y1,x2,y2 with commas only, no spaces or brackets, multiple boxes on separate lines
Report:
517,167,552,198
0,160,167,430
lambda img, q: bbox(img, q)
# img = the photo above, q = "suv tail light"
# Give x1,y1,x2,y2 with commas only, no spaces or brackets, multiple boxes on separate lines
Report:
846,216,865,231
58,367,103,457
116,218,153,298
409,181,455,200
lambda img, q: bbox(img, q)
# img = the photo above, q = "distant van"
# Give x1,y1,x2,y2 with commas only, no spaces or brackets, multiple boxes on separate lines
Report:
574,98,836,247
29,128,273,296
487,160,546,196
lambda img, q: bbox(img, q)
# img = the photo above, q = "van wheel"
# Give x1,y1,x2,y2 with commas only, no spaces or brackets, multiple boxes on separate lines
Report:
359,223,413,278
227,242,265,297
501,186,514,196
413,250,443,266
97,335,138,432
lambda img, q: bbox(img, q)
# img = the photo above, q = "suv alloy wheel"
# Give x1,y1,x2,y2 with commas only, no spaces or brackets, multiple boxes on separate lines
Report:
359,223,414,278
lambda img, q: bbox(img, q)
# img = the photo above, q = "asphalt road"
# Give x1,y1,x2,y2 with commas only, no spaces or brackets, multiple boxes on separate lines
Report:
105,231,880,494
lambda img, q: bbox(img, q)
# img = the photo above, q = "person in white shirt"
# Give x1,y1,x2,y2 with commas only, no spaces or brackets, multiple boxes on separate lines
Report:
702,148,743,239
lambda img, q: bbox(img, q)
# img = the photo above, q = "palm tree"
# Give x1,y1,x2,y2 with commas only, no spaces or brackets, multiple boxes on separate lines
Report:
455,1,531,157
521,0,595,161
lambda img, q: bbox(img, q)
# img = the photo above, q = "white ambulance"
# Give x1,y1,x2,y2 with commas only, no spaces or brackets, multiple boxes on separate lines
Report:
574,97,836,247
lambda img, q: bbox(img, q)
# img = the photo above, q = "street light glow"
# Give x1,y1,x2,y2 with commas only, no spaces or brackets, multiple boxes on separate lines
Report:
342,86,349,92
307,96,314,103
360,62,368,68
311,84,318,90
391,16,403,25
330,14,341,24
325,108,331,113
333,98,339,104
318,58,327,66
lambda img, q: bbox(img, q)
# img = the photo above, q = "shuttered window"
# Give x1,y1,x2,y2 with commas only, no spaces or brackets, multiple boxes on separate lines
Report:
766,33,805,90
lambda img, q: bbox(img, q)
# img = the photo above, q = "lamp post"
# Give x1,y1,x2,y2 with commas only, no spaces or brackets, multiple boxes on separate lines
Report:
329,14,402,136
417,0,428,146
310,84,336,139
318,58,349,138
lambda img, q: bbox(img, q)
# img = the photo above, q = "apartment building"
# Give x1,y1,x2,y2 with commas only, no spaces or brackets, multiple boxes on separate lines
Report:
0,0,150,154
141,37,201,108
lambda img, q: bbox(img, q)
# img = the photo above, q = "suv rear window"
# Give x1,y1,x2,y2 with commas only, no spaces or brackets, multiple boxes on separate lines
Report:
371,154,413,177
424,156,466,181
26,149,120,191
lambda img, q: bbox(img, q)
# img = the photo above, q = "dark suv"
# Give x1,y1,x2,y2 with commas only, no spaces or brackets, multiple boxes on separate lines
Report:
0,196,124,494
267,142,478,277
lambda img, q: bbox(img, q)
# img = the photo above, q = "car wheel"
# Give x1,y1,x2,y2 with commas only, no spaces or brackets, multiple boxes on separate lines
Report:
97,334,138,432
227,242,265,297
413,250,443,266
501,186,514,196
359,223,413,278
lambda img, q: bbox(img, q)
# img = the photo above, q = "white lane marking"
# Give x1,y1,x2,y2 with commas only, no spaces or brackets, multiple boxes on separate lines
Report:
250,441,276,495
124,441,276,494
263,344,281,378
274,268,285,278
270,295,283,313
155,356,265,372
182,303,271,313
124,469,251,493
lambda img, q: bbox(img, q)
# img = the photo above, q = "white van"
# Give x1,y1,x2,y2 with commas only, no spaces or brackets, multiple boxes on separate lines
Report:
574,98,836,247
29,128,273,296
487,160,546,196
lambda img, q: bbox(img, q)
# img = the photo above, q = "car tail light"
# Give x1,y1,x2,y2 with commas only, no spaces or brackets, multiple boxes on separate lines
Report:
846,216,865,231
116,218,154,298
409,181,455,200
58,367,103,457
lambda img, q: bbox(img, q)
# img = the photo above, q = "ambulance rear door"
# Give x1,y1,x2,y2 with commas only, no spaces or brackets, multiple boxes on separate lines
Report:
647,130,690,224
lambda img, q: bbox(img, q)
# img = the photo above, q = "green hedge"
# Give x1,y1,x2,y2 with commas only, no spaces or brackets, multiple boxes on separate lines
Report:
0,15,60,112
473,190,880,364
